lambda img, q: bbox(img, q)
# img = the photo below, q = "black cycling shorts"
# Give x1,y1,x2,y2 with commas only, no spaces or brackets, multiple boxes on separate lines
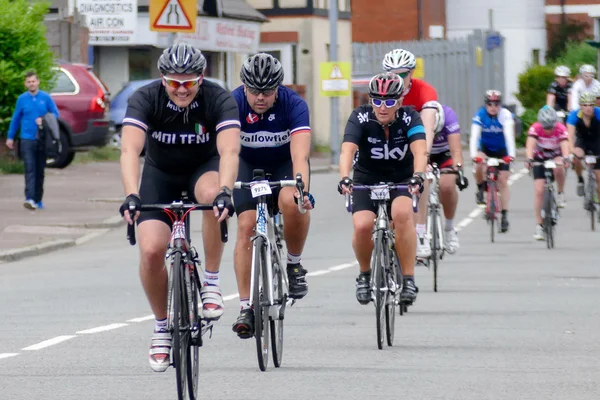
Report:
479,144,510,171
532,158,557,180
137,157,220,227
233,158,311,216
351,169,412,215
575,138,600,170
429,150,453,169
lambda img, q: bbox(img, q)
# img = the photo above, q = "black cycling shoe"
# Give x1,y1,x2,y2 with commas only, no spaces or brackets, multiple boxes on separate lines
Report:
501,214,509,232
355,272,371,305
400,279,418,305
287,263,308,299
476,189,485,205
232,308,254,339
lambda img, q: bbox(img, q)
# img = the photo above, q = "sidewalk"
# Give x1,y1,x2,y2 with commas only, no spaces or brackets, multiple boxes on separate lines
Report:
0,155,336,263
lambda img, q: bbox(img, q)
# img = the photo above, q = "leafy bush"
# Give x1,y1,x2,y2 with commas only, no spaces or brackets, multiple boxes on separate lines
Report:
0,0,56,137
516,65,555,110
516,108,537,148
552,41,597,76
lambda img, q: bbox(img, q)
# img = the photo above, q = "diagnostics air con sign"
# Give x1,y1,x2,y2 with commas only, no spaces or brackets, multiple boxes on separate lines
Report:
79,0,138,44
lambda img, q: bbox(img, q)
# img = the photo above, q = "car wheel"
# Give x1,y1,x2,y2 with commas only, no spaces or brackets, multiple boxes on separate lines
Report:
47,128,75,169
109,128,122,149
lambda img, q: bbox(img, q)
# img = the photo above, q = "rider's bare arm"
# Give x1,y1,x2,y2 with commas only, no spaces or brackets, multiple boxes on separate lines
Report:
216,127,241,191
290,132,311,191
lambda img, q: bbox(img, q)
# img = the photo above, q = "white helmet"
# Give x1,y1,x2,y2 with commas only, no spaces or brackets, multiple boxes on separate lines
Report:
554,65,570,77
423,100,445,134
579,64,596,76
382,49,416,72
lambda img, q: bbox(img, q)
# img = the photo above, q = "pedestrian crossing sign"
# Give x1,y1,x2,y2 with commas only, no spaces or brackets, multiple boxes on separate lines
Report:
320,62,351,97
150,0,196,33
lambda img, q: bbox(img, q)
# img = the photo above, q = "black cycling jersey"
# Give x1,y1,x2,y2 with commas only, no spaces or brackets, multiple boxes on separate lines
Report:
547,80,572,111
343,105,426,175
123,79,240,174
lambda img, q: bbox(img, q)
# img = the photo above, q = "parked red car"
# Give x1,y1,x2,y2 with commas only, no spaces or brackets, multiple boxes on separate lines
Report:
48,62,112,168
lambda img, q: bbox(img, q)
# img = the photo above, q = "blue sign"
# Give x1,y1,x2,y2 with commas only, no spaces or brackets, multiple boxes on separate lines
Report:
487,34,502,51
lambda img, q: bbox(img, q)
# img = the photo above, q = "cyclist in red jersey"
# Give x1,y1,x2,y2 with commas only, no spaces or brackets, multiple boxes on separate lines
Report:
383,48,438,259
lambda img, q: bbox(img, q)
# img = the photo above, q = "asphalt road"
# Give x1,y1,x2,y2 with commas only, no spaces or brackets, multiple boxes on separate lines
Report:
1,169,599,400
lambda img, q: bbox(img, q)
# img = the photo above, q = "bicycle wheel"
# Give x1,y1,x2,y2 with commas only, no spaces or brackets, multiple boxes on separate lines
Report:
589,178,596,231
172,252,190,400
270,246,285,367
187,263,201,400
372,231,386,350
488,182,496,243
385,245,397,346
252,236,270,371
431,209,439,292
543,189,554,249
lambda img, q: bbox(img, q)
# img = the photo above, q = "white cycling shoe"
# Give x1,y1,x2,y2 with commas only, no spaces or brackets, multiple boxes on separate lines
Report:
416,234,431,258
200,283,224,320
444,229,460,254
149,330,172,372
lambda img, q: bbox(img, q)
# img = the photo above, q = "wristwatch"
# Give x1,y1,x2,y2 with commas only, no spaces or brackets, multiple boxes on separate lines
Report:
220,186,233,197
413,172,426,181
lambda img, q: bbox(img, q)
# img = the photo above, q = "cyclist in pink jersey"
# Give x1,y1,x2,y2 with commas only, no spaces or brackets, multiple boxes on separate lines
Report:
526,106,570,240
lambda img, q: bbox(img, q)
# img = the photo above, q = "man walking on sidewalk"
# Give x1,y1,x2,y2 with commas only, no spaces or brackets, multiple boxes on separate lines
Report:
5,70,59,210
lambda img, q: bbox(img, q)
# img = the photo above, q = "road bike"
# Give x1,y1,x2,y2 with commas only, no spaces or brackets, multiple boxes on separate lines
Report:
233,170,305,371
126,193,228,400
475,157,508,243
531,159,563,249
345,184,418,349
582,155,599,231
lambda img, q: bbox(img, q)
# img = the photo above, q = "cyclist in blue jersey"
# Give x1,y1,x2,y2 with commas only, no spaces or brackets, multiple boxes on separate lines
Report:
469,90,516,232
230,53,314,339
566,92,600,202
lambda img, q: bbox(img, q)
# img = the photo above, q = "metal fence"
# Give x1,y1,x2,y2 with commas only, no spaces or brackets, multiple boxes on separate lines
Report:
352,30,506,136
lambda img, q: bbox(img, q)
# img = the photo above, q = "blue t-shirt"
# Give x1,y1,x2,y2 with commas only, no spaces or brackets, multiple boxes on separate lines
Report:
7,90,59,141
472,106,513,152
566,107,600,125
232,85,311,166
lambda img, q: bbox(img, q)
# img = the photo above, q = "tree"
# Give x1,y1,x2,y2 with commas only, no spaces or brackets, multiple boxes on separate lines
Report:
546,18,590,62
0,0,56,137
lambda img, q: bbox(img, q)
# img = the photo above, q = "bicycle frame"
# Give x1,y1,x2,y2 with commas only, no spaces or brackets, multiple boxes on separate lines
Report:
583,155,598,230
532,159,561,248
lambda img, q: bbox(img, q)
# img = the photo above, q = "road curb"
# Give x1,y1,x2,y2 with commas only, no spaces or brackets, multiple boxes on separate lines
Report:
0,239,76,263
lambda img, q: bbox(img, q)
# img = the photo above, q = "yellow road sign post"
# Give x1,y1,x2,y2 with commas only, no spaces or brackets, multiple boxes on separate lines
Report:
320,61,351,97
150,0,196,33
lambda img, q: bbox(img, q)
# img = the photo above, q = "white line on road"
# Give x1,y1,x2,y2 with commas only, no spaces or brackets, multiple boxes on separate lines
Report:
328,262,358,271
306,270,331,277
22,335,77,351
127,315,155,323
0,353,19,359
76,323,129,334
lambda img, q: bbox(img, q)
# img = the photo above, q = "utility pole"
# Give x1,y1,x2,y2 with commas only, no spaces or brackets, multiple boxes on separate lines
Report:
329,0,339,165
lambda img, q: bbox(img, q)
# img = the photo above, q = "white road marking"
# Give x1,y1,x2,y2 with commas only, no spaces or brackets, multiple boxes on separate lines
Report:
127,315,154,323
76,323,129,334
328,262,358,271
22,335,77,351
0,353,19,360
306,270,331,277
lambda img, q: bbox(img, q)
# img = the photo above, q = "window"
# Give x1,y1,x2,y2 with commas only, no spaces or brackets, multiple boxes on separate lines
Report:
532,49,540,65
50,70,76,93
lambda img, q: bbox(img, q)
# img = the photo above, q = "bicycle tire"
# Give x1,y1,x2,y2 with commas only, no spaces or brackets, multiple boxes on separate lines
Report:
543,189,554,249
385,245,397,346
372,231,385,350
252,236,269,371
488,181,496,243
270,246,285,367
393,249,404,317
431,209,439,292
186,263,201,399
172,251,190,400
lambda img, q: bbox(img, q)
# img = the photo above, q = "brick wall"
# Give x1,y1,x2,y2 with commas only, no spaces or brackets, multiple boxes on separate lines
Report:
44,18,89,64
351,0,446,42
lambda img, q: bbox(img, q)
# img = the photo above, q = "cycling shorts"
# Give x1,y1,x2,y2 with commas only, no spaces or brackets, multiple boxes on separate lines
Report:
479,143,510,171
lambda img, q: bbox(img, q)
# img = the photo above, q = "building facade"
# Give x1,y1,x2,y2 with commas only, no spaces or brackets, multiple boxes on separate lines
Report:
545,0,600,39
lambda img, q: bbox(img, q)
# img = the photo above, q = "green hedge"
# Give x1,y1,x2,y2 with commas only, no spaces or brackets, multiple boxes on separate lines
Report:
516,65,555,110
0,0,56,137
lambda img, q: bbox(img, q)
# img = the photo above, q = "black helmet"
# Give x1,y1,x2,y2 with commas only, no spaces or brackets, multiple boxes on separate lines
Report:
157,43,206,75
240,53,284,90
368,72,404,99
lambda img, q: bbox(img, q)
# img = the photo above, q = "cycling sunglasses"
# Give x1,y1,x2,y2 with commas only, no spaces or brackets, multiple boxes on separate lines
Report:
247,87,276,97
164,76,201,90
486,101,500,107
390,69,411,78
371,98,399,108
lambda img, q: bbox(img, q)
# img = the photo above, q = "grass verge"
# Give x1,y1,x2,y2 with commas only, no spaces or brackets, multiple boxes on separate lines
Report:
74,146,121,164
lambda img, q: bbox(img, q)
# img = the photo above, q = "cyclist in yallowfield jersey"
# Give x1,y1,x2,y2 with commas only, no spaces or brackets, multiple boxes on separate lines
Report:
526,106,570,240
230,53,314,339
470,89,516,233
382,48,439,259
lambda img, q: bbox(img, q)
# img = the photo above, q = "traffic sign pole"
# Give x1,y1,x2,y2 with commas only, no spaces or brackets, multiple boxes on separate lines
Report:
329,0,339,166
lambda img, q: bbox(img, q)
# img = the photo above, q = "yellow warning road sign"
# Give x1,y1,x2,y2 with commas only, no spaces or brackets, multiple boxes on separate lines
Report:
150,0,196,33
320,61,351,97
413,57,425,79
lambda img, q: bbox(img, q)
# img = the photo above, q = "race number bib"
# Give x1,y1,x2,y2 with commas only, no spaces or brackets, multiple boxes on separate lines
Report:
250,181,272,198
370,185,390,200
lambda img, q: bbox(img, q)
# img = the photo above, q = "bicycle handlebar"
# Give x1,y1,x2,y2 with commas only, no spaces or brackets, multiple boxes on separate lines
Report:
234,173,307,214
344,183,419,213
126,202,228,246
429,163,466,187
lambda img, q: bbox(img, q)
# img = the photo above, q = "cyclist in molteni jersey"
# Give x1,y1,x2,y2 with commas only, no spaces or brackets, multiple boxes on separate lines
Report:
338,72,427,306
118,44,241,372
382,48,438,258
470,89,516,233
426,101,469,253
526,106,570,240
566,92,600,202
230,53,314,339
